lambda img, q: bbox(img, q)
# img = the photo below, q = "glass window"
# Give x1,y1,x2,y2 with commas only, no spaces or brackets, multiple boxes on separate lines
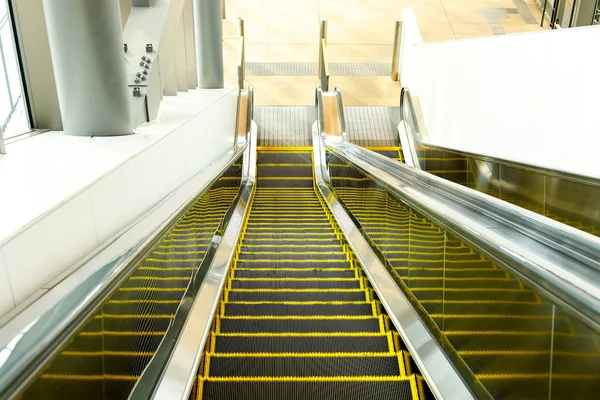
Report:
0,5,29,140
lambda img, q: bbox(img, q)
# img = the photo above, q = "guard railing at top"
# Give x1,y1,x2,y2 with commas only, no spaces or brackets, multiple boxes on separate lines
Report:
318,19,330,91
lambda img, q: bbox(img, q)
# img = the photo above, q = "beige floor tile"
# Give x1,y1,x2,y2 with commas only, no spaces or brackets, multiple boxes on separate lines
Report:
294,44,319,62
421,32,457,42
418,21,455,34
245,44,267,62
266,44,296,61
450,22,493,34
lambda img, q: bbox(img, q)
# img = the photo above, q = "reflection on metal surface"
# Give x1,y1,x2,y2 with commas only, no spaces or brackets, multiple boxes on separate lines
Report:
399,87,600,237
150,120,257,400
313,93,476,400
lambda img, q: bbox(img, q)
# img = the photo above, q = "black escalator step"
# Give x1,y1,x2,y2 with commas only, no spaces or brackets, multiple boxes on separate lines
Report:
202,379,415,400
144,251,207,261
45,353,152,377
230,279,361,289
243,233,338,239
103,301,180,315
241,245,342,252
131,267,195,278
109,288,185,302
234,269,355,278
421,301,552,316
99,315,173,332
258,165,313,178
219,317,382,333
442,315,569,333
398,268,505,279
120,277,190,289
411,288,538,302
227,290,367,302
257,152,312,164
238,253,346,261
223,303,374,316
244,228,335,234
207,355,400,377
235,261,351,269
214,335,391,353
69,332,165,353
242,239,341,246
23,377,104,400
257,178,314,188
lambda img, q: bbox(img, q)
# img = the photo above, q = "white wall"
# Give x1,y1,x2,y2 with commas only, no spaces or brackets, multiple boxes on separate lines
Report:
401,13,600,179
0,87,238,316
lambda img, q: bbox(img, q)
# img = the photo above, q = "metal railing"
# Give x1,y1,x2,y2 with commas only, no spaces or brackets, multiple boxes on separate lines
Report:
318,19,329,91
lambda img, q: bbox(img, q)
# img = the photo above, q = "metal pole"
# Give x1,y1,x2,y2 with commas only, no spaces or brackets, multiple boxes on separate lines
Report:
391,20,403,81
42,0,132,136
237,18,245,89
194,0,224,88
318,19,328,91
0,126,6,154
221,0,226,19
541,0,548,26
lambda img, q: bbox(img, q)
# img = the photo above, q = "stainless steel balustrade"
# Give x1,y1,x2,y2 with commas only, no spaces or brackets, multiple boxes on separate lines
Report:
399,87,600,238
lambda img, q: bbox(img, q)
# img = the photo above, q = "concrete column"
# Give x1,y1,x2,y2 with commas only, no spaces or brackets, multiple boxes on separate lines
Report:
42,0,133,136
194,0,224,88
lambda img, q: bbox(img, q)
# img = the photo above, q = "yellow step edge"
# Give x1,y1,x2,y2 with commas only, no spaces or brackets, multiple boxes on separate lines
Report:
129,277,190,281
234,268,351,271
138,267,196,271
239,252,345,255
94,314,174,319
429,314,555,320
236,260,347,263
206,352,397,357
107,300,181,304
144,258,204,263
228,289,362,292
215,332,386,337
118,287,185,292
232,278,355,281
459,350,600,357
477,373,600,380
257,146,312,151
225,301,369,305
79,331,166,336
219,315,376,320
199,376,412,382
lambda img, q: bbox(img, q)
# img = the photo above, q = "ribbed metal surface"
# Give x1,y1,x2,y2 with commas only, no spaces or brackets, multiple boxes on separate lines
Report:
247,62,391,77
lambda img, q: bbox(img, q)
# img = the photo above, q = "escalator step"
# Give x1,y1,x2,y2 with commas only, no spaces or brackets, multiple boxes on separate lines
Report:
242,239,341,246
103,301,180,315
109,288,186,302
227,290,367,302
441,315,569,333
68,332,165,353
201,380,415,400
207,355,401,377
214,335,391,353
43,353,153,376
130,267,195,278
257,178,314,188
233,269,355,278
120,278,190,289
421,301,552,316
223,303,374,316
238,253,347,261
235,261,351,269
218,318,382,333
411,288,538,302
230,279,361,289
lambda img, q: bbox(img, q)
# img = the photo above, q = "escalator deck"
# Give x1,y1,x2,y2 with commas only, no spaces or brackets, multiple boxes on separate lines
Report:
194,148,426,400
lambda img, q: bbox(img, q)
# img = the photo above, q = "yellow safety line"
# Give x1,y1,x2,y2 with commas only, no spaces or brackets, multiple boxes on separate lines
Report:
138,266,196,271
216,332,385,337
234,268,350,271
208,352,396,357
220,315,376,320
409,375,420,400
228,288,362,292
129,277,190,281
233,278,356,281
236,260,347,263
118,287,185,292
257,146,312,151
478,373,600,380
226,301,369,305
94,314,174,319
459,350,600,357
79,331,166,336
107,300,180,304
201,376,411,382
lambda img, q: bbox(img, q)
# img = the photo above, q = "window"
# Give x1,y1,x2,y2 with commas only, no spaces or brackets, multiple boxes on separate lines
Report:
0,1,28,140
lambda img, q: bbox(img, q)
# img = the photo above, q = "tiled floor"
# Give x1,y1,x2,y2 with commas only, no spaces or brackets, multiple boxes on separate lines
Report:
221,0,547,106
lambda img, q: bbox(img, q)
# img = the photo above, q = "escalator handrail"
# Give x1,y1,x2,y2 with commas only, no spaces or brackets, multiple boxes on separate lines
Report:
312,112,477,399
399,87,600,188
325,138,600,332
0,101,251,399
148,118,257,400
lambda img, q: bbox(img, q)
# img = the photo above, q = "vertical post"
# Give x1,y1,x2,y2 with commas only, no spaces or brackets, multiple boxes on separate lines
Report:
391,20,403,81
237,18,245,89
318,19,328,91
194,0,224,89
221,0,226,19
0,126,6,154
42,0,132,136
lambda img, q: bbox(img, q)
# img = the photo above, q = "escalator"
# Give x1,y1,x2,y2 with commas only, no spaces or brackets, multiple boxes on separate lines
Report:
328,152,600,399
17,161,243,399
194,148,427,399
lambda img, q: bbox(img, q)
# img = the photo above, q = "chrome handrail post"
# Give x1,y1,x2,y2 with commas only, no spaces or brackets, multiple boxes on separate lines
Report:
318,19,329,91
391,20,403,81
237,18,245,89
0,126,6,154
